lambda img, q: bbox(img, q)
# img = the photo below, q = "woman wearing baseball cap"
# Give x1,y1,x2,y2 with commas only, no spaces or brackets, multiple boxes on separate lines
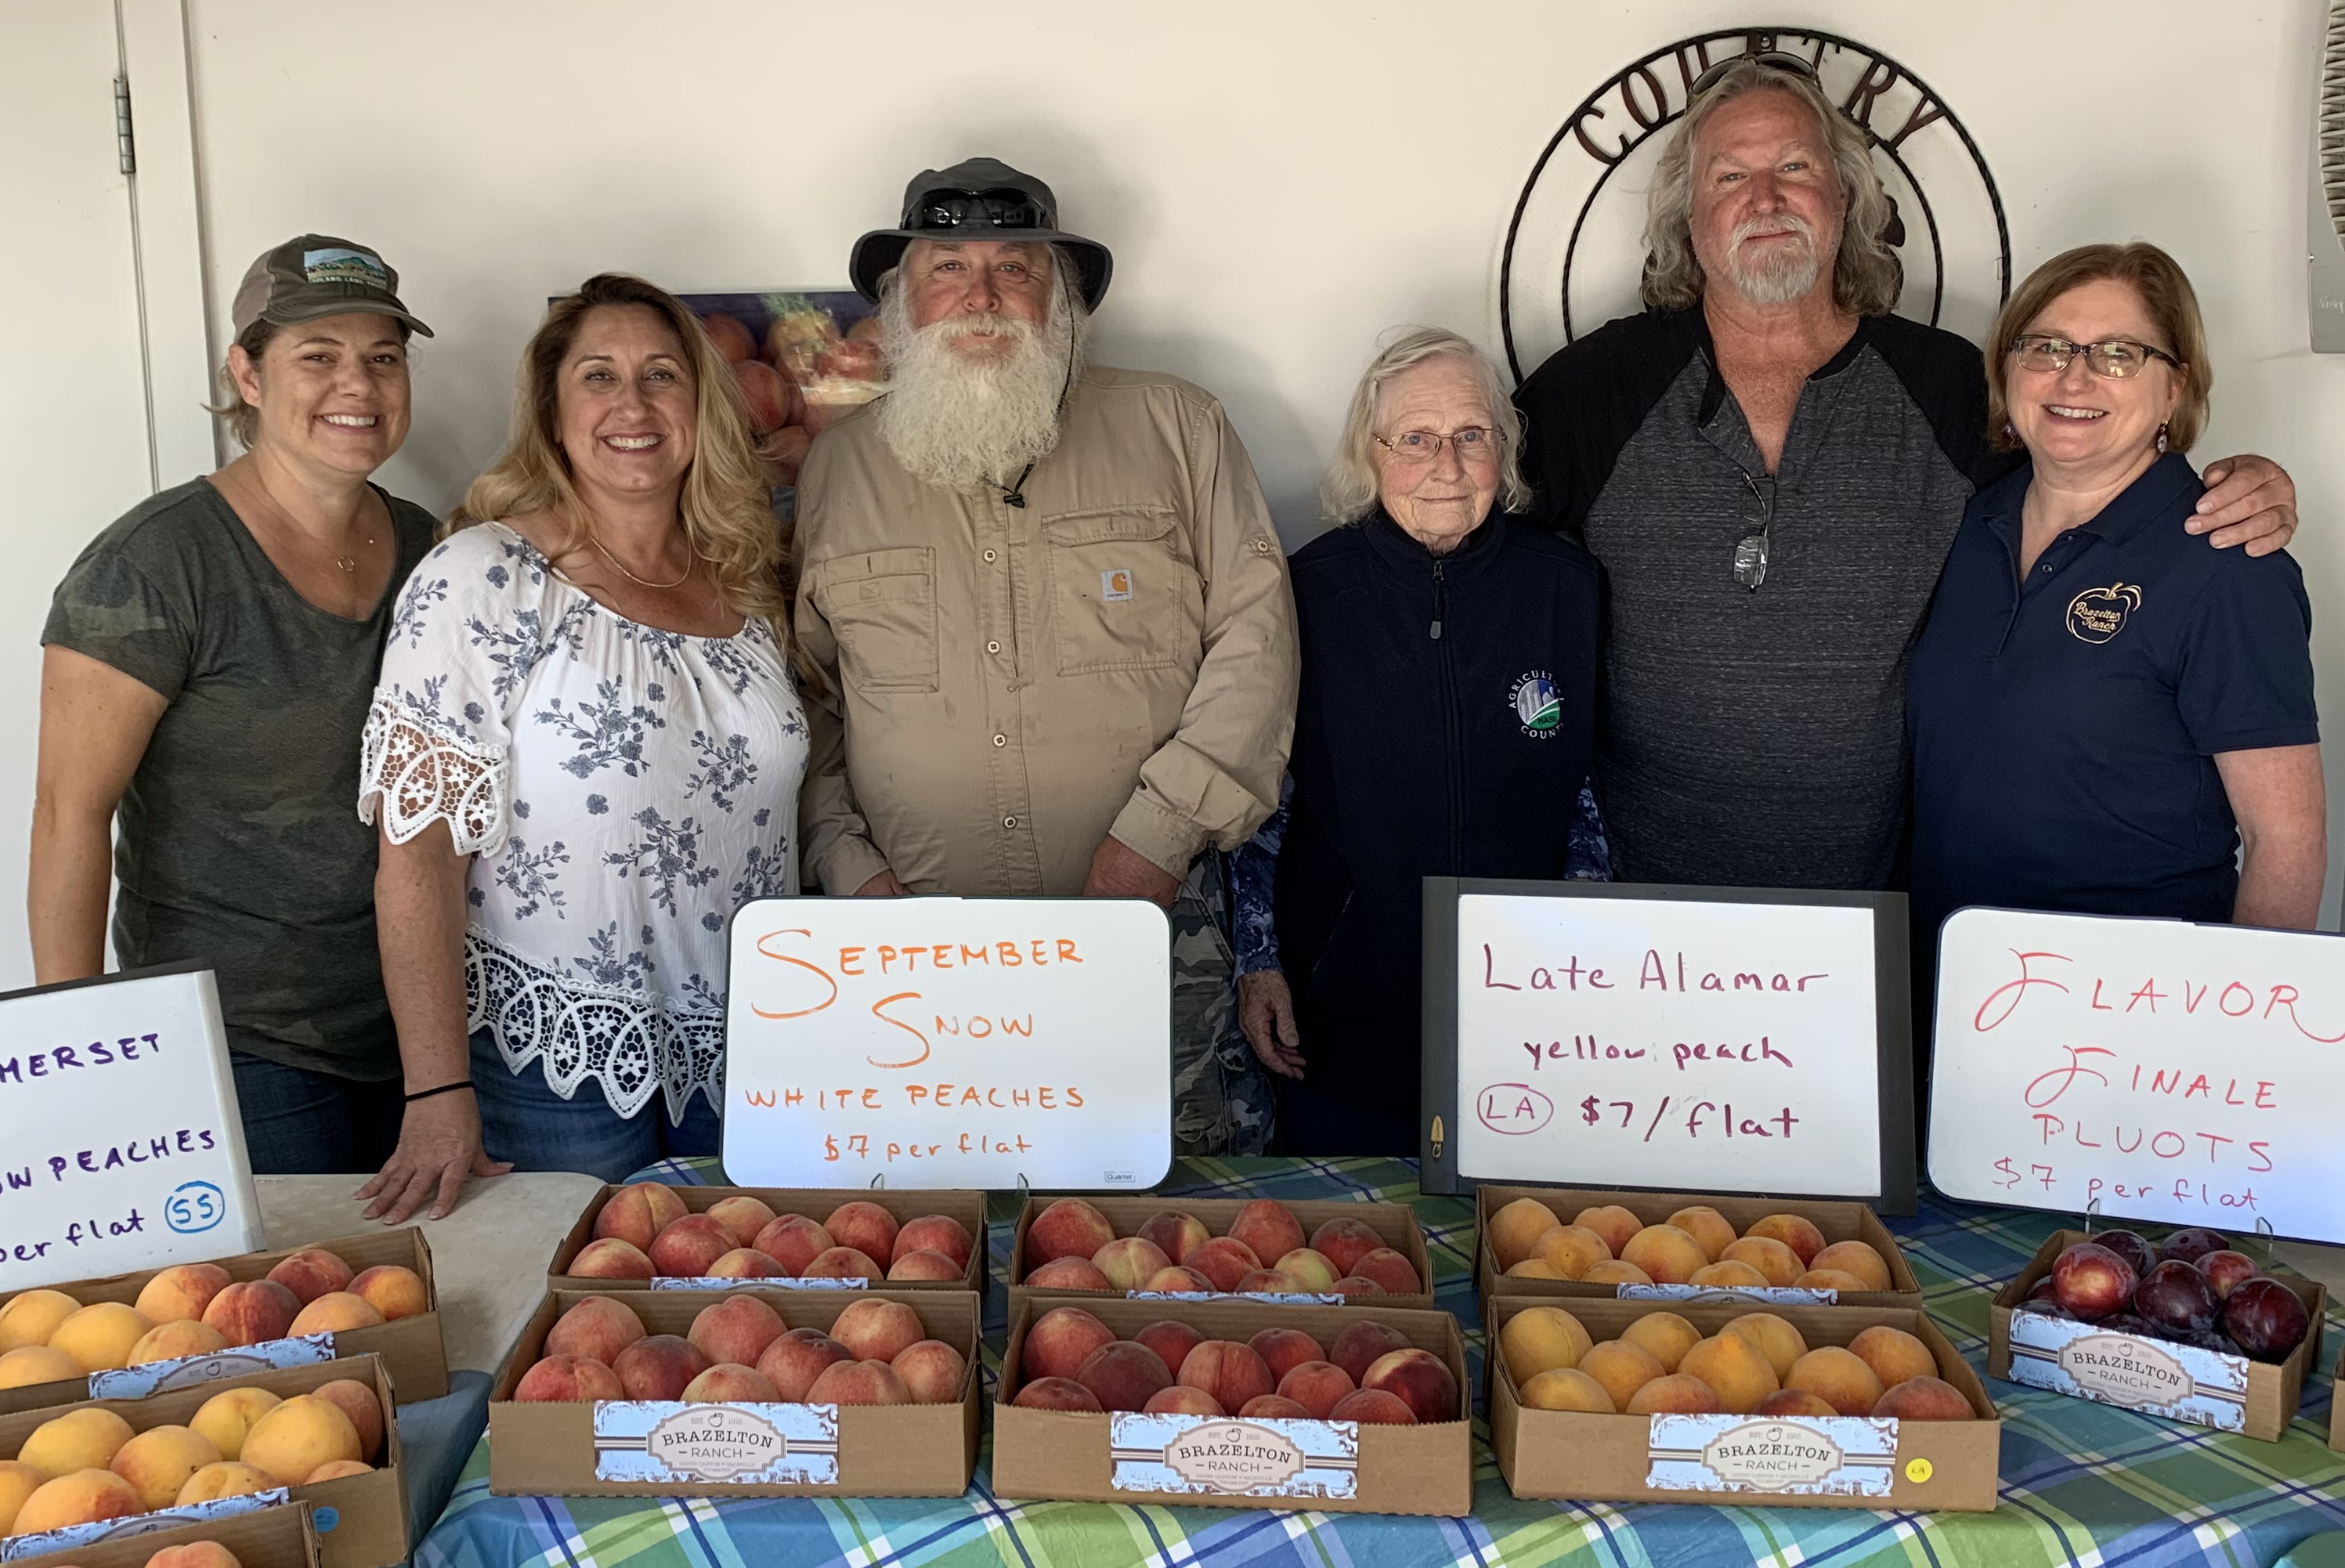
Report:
31,234,457,1181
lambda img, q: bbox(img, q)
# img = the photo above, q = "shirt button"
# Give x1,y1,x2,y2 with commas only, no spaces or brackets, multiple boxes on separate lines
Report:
983,549,998,564
992,733,1007,747
1253,539,1273,555
986,640,1002,654
1003,815,1018,829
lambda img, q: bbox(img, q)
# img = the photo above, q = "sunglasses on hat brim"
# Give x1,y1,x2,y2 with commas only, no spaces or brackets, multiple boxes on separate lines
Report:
1690,49,1819,97
908,187,1051,234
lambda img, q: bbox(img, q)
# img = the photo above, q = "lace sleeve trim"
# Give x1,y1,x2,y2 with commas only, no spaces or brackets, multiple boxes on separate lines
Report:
359,696,511,854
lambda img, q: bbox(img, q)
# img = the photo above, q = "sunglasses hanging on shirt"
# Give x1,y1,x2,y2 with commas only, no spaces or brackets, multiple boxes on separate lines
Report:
1733,471,1776,591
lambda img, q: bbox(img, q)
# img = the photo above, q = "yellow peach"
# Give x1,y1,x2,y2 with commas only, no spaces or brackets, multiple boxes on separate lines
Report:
109,1425,222,1511
48,1302,152,1373
1487,1198,1563,1270
1519,1367,1614,1413
0,1291,82,1353
18,1408,136,1479
1620,1311,1701,1374
1719,1236,1804,1287
128,1321,229,1367
1621,1224,1707,1284
1504,1259,1569,1280
1679,1332,1780,1414
1689,1260,1771,1288
0,1346,80,1389
1848,1324,1939,1389
0,1459,44,1534
1808,1241,1892,1292
1664,1206,1737,1263
190,1386,283,1461
1721,1313,1808,1382
1498,1306,1592,1386
175,1461,279,1505
1581,1259,1653,1286
1577,1339,1665,1412
13,1469,143,1533
1527,1223,1612,1279
237,1395,360,1487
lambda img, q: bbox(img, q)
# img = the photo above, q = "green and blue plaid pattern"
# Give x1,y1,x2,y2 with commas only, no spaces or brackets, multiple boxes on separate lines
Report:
414,1156,2345,1568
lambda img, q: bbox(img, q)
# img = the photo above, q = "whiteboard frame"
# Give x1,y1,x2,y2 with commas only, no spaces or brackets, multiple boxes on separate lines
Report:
1924,903,2345,1245
1419,877,1916,1212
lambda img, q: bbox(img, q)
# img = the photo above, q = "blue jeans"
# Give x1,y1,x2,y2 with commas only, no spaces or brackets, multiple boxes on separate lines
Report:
469,1029,721,1182
229,1052,404,1176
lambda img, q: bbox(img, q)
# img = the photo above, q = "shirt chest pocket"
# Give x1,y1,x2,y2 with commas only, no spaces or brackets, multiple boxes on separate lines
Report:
1042,507,1198,676
813,547,938,692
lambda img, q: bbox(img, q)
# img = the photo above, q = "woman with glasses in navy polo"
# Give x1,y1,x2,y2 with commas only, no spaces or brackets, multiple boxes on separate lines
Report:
1907,243,2325,948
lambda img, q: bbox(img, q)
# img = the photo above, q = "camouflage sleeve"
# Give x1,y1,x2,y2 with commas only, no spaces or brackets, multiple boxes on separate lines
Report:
1566,779,1613,880
1225,774,1290,975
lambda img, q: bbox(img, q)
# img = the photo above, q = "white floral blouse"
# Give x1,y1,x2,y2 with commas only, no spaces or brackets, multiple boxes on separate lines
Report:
358,522,806,1122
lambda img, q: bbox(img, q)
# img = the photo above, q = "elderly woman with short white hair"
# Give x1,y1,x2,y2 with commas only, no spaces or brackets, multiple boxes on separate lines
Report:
1228,328,1607,1155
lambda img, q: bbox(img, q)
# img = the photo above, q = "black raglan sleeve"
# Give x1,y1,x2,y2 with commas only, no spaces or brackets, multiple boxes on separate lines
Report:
1511,307,1705,545
1866,313,2022,492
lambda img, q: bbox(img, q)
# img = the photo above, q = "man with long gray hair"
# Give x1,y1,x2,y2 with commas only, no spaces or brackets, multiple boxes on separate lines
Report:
794,157,1297,1155
1514,54,2297,897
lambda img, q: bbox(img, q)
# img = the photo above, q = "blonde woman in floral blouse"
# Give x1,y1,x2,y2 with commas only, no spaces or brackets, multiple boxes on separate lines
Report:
356,274,808,1218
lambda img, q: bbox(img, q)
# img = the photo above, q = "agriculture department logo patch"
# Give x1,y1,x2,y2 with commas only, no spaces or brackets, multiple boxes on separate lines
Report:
1511,671,1562,738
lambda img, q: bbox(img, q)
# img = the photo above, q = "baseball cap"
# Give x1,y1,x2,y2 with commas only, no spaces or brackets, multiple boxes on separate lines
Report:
229,234,434,338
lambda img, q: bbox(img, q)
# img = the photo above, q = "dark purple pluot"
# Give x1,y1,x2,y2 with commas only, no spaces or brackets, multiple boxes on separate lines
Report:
2025,1274,2058,1302
2097,1311,2159,1340
2178,1327,2243,1357
2051,1241,2139,1322
2134,1259,2220,1335
2199,1250,2262,1299
2157,1227,2230,1266
2091,1230,2157,1281
2220,1277,2311,1362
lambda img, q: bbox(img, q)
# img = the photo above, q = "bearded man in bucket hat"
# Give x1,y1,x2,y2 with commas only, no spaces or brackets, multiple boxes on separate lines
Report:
795,157,1297,1155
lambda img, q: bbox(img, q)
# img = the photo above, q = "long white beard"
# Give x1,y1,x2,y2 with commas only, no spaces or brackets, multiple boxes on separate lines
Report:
875,284,1084,493
1723,212,1825,306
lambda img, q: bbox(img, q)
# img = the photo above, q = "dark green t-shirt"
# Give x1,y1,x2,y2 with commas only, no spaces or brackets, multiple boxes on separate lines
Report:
42,478,437,1079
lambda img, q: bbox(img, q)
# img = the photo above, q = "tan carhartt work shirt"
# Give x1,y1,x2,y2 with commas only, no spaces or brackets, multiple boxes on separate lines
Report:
794,365,1299,896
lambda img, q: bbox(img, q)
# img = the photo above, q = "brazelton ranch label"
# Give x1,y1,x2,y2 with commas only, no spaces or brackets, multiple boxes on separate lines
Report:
2006,1308,2247,1433
85,1332,334,1399
1618,1284,1837,1307
0,1489,288,1562
1107,1413,1360,1499
649,1275,865,1292
1646,1414,1897,1498
591,1400,842,1486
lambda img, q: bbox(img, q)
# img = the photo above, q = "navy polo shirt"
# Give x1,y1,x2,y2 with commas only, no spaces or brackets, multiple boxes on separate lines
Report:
1908,452,2318,939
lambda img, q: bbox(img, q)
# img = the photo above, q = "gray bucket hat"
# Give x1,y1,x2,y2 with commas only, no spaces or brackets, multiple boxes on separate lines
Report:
229,233,433,338
850,157,1112,310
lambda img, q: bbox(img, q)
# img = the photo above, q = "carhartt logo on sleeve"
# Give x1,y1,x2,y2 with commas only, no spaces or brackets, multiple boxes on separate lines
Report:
2065,583,2141,644
1100,569,1134,602
302,247,390,288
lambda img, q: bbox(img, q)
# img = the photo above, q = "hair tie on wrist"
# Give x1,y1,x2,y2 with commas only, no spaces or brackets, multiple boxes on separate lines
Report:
404,1079,475,1104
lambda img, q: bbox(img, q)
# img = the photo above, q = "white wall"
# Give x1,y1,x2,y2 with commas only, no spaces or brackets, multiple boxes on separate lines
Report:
87,0,2345,931
0,5,164,991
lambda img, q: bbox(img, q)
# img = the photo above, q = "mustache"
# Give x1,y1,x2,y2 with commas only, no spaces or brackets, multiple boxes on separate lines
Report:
1730,211,1817,249
923,311,1041,343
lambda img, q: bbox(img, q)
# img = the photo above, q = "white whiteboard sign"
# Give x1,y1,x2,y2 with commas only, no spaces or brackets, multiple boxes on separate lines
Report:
1453,892,1886,1196
722,898,1172,1189
1929,908,2345,1240
0,966,262,1292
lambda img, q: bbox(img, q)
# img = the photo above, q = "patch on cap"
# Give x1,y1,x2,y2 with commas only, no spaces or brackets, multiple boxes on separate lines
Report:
303,247,389,287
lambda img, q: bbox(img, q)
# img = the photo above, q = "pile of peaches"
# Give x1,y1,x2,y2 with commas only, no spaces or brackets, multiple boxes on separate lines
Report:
13,1541,240,1568
0,1253,427,1386
1010,1307,1457,1423
511,1294,967,1407
1021,1197,1421,1296
569,1183,973,1285
1490,1198,1894,1291
1499,1305,1973,1420
0,1378,385,1537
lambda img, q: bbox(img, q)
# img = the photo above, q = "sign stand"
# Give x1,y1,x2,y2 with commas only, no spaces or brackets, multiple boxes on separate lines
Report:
720,897,1176,1192
1421,877,1915,1211
0,961,262,1292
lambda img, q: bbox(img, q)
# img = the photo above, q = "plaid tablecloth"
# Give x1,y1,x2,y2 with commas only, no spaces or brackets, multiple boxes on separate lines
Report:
414,1156,2345,1568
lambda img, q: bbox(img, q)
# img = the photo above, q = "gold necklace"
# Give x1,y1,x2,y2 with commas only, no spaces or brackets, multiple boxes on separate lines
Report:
588,529,694,591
